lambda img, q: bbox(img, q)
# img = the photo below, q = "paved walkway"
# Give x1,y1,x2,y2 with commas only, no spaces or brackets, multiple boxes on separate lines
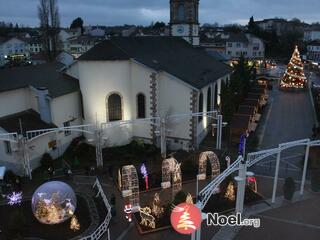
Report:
212,186,320,240
234,192,320,240
251,65,315,180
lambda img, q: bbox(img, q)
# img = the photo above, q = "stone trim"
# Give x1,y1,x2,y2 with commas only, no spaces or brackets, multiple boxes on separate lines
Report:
149,72,158,144
189,90,198,149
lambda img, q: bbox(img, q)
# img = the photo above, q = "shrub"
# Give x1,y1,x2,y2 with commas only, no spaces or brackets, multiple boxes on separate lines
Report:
4,170,17,183
182,158,196,174
8,210,26,238
311,169,320,192
173,190,187,206
283,177,296,200
63,136,85,159
131,139,146,154
40,153,54,170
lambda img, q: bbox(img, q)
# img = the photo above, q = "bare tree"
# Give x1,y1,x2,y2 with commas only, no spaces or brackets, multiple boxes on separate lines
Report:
38,0,60,60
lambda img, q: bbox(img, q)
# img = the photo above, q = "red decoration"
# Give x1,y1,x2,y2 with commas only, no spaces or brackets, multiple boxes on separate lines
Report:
170,203,201,235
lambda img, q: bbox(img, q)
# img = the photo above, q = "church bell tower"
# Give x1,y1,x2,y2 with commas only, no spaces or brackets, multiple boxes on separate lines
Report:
170,0,200,46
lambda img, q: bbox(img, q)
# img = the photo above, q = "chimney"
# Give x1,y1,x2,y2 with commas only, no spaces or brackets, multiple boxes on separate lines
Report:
36,87,52,124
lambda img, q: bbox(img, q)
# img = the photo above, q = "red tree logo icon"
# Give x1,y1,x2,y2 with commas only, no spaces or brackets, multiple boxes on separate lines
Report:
170,203,202,235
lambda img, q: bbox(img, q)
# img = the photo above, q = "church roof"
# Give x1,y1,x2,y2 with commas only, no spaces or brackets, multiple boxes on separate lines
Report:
0,109,57,135
79,36,232,89
0,63,79,98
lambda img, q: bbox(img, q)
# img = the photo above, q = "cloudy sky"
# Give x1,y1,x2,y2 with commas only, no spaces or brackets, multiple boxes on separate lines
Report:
0,0,319,27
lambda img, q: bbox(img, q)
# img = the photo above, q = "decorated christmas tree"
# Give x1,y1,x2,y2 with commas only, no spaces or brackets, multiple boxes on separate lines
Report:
151,193,164,218
280,45,307,89
35,198,49,219
70,215,80,231
224,182,235,201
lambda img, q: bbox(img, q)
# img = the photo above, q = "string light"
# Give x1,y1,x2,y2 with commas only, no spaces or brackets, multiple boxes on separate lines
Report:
7,191,23,205
151,193,164,218
280,45,306,89
140,163,149,190
224,182,235,201
70,215,80,231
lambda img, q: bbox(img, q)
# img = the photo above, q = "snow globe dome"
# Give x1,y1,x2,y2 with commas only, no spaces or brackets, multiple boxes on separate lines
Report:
31,181,77,224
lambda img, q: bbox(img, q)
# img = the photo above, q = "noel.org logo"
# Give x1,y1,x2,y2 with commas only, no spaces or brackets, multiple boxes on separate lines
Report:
170,203,202,235
170,203,261,235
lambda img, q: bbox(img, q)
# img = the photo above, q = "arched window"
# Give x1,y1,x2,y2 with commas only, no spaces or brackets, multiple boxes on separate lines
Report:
177,4,185,21
107,93,122,122
207,87,212,112
137,93,146,118
198,92,203,122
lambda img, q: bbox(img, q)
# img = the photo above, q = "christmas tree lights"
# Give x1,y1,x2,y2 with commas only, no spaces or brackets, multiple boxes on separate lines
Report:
151,193,164,218
224,182,235,201
70,215,80,231
280,45,307,89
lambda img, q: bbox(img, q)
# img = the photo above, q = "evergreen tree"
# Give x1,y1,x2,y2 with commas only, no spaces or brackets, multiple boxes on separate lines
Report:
224,182,235,201
280,45,307,89
70,17,84,34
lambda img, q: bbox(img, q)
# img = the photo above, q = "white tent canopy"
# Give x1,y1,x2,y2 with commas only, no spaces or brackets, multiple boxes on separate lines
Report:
0,166,5,180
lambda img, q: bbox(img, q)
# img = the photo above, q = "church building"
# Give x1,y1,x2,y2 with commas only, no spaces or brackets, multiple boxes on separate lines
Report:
170,0,200,46
67,0,232,150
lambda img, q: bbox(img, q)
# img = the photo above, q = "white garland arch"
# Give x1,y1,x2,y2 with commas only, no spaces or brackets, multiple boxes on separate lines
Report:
121,165,139,209
198,151,220,180
161,157,182,198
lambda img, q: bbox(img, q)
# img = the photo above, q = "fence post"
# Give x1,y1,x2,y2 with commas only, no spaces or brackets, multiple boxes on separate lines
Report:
300,142,310,195
235,160,247,213
272,148,281,203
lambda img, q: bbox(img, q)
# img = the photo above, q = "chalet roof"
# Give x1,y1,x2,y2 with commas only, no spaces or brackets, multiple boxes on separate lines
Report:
205,49,230,62
79,36,232,89
230,114,251,130
0,63,79,98
238,105,255,116
227,32,249,43
0,109,56,135
202,32,250,45
0,36,25,45
308,40,320,46
247,93,262,100
242,99,259,108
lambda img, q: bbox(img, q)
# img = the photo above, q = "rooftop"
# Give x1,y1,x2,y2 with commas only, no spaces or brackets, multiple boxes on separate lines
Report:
0,63,79,98
79,36,232,89
0,109,56,135
201,32,250,44
230,114,251,129
308,40,320,46
238,105,256,116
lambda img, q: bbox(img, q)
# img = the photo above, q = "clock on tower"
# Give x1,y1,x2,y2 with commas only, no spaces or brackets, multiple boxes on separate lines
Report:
170,0,200,46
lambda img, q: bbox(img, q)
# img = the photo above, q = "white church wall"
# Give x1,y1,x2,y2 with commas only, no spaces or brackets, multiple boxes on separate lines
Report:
196,75,227,146
197,84,211,145
0,127,17,167
50,91,83,148
29,87,39,112
130,61,153,140
0,88,32,118
77,60,133,146
157,72,192,144
0,128,61,175
0,90,83,175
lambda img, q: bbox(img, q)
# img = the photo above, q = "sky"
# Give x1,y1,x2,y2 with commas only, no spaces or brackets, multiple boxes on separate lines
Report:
0,0,319,27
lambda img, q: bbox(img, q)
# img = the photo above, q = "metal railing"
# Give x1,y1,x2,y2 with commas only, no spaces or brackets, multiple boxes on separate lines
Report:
79,178,112,240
